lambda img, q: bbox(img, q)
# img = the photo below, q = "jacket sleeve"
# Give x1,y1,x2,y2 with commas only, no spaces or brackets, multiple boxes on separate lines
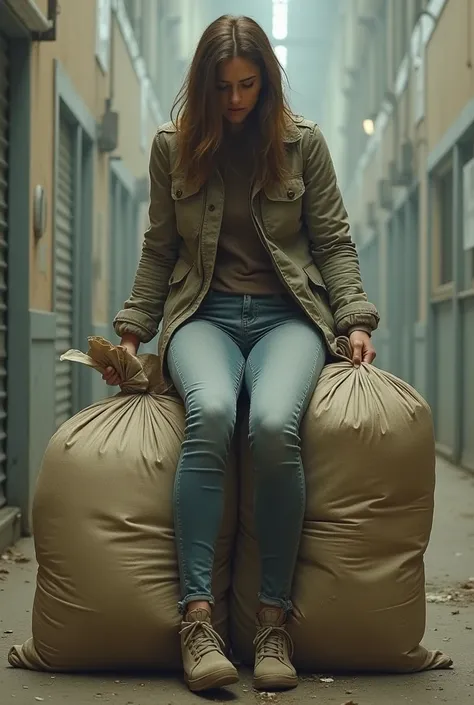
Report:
113,130,179,343
303,124,380,336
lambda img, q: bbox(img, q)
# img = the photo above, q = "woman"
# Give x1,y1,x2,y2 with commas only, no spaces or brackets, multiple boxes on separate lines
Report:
105,14,378,694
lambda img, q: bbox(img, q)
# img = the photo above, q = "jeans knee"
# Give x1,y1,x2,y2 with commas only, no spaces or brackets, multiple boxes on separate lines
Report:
187,393,236,438
250,410,299,462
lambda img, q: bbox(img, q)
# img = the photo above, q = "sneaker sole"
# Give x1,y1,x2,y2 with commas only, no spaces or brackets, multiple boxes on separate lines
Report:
253,674,298,691
186,668,239,692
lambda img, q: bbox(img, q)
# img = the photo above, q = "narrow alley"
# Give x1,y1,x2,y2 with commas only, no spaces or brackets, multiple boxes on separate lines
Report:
1,0,474,703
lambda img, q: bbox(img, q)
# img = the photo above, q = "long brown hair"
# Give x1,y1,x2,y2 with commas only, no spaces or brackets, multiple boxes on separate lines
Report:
171,15,293,188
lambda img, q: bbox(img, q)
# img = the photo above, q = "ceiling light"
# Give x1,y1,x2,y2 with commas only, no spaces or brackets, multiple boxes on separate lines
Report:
274,45,288,69
272,0,288,41
362,118,375,136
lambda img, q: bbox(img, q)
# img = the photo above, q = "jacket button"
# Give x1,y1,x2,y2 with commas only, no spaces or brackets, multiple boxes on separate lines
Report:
287,189,295,199
208,204,216,212
176,189,183,198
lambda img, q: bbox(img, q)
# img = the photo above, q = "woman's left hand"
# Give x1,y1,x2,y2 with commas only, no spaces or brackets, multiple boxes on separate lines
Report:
349,330,376,367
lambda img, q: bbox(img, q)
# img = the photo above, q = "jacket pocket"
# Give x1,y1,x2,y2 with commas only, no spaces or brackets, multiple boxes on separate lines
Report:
170,178,204,241
261,176,305,242
303,262,334,331
263,175,305,202
303,262,327,291
170,178,201,201
168,258,193,286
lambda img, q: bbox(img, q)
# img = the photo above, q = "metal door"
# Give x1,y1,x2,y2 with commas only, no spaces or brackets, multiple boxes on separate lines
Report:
55,119,75,428
0,34,10,507
402,194,420,387
387,214,404,378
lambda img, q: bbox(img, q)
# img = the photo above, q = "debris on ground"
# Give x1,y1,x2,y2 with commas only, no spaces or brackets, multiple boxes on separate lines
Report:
427,593,453,603
426,579,474,605
1,548,30,564
320,677,335,683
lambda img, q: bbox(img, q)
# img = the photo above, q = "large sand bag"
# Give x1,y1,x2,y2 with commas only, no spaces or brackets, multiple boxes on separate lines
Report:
9,338,237,672
231,355,452,673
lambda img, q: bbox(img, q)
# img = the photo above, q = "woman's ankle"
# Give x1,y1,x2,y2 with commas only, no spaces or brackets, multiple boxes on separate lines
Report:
186,600,212,616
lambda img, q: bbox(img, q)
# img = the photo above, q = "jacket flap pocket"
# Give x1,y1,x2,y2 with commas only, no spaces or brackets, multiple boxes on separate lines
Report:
304,262,327,290
171,178,201,201
264,176,305,202
169,259,193,285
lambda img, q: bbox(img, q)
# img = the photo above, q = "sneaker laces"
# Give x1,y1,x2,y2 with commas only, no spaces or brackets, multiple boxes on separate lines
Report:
253,625,294,662
180,619,226,660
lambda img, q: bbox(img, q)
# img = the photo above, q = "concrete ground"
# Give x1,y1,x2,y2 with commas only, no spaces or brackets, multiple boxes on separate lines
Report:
0,457,473,705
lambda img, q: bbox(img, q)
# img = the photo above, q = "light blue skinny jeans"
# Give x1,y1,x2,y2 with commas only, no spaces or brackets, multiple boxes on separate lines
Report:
167,290,326,615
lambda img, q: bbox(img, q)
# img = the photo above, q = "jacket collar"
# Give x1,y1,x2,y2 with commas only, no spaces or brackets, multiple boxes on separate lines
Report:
283,118,303,143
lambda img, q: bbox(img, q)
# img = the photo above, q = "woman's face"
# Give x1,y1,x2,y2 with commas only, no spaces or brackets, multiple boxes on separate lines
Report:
216,57,262,126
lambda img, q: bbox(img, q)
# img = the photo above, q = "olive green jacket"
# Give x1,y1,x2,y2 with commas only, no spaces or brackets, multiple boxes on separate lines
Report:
114,118,379,378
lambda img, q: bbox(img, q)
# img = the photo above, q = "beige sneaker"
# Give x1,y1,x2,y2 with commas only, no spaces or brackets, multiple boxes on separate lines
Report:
253,607,298,691
180,608,239,692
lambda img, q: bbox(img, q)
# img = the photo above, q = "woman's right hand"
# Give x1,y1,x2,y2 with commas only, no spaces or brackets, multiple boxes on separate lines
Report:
102,334,139,386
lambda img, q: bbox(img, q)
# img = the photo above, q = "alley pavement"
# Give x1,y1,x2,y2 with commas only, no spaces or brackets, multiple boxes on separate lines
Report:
0,457,473,705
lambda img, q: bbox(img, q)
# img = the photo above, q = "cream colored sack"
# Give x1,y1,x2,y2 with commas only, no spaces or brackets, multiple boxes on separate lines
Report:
9,337,237,672
231,359,452,673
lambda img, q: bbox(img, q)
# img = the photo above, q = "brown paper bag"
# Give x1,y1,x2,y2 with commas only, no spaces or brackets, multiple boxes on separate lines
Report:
230,359,452,673
9,337,237,672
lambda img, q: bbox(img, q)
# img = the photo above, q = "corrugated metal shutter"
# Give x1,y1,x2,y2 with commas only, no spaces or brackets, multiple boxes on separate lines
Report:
0,35,10,508
110,175,134,325
110,175,123,326
55,120,75,428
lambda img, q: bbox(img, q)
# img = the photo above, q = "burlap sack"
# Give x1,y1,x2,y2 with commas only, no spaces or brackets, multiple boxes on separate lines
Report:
9,337,237,672
230,358,452,673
